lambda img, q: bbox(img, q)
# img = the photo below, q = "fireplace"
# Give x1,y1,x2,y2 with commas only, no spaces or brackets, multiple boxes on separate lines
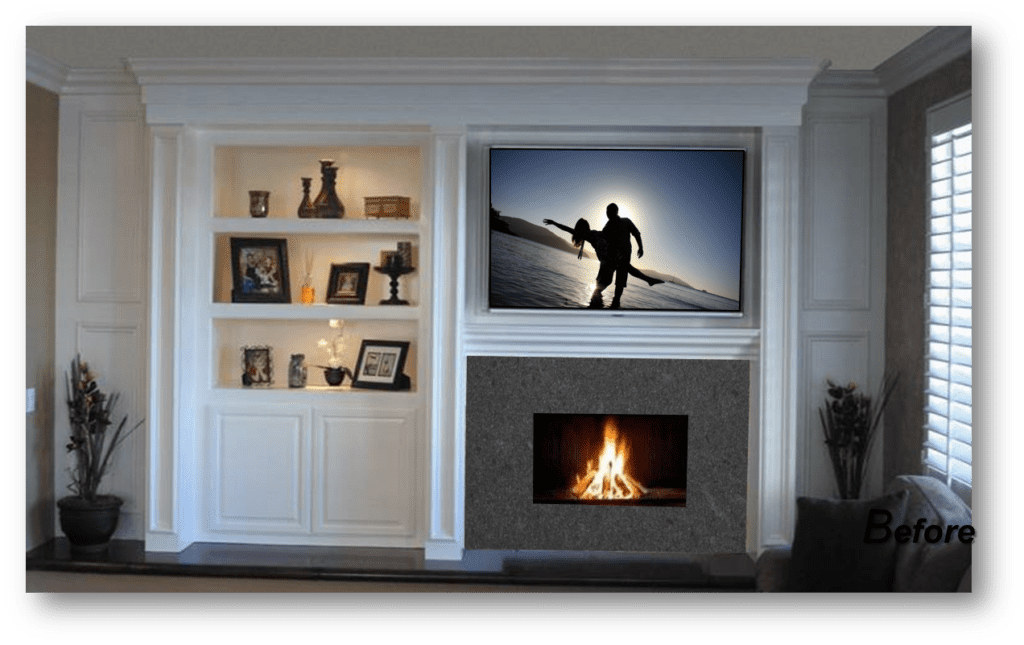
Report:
465,356,750,553
533,413,688,506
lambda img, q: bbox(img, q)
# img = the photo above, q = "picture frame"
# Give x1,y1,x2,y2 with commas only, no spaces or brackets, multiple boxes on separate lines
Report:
326,262,370,305
241,346,272,387
351,340,411,390
230,237,291,303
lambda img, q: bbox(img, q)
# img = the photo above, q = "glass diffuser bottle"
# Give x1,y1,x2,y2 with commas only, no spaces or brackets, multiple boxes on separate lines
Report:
301,251,315,304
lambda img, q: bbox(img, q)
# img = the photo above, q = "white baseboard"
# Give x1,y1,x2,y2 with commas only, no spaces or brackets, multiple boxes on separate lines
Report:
145,531,192,553
424,539,464,561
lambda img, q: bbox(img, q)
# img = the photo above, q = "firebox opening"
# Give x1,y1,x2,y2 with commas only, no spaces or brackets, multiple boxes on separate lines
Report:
533,413,688,507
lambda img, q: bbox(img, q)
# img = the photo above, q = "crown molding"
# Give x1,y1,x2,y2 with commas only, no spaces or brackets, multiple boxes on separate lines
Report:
27,48,140,95
809,70,887,99
874,26,971,96
126,57,828,88
62,68,141,95
26,49,67,93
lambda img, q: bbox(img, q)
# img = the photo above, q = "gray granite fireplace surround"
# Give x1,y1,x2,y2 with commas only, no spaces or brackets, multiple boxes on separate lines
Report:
465,357,751,553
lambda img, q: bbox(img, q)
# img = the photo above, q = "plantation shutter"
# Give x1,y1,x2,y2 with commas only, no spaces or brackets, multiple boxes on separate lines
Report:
923,93,972,505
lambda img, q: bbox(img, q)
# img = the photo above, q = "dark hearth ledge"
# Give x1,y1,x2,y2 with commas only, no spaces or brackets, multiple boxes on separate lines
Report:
27,539,755,591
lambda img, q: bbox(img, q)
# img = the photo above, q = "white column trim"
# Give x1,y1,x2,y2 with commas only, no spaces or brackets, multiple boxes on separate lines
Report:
427,129,467,560
145,125,189,551
755,127,802,552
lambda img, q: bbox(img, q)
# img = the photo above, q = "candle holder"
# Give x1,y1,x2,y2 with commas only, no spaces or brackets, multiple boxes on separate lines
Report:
248,190,270,218
374,261,415,305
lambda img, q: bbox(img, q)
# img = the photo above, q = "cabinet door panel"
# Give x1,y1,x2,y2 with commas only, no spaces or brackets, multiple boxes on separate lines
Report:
209,408,310,534
314,410,418,537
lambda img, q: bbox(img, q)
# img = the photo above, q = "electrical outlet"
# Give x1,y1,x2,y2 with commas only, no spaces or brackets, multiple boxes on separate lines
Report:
26,388,35,414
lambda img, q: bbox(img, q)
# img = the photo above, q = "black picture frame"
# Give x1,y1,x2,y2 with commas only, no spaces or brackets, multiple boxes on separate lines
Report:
230,237,291,303
326,262,370,305
351,340,411,390
241,346,272,387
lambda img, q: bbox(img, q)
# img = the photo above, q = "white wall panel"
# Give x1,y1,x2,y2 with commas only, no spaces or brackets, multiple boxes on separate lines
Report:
799,90,888,501
803,118,873,310
55,91,148,541
314,410,418,538
76,111,146,303
801,332,872,498
72,322,144,510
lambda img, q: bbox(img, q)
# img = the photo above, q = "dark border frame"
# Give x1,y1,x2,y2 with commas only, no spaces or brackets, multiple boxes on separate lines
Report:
230,237,291,303
486,146,747,314
351,339,411,390
326,262,370,305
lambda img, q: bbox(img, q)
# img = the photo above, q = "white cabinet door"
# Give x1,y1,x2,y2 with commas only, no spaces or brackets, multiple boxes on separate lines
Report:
204,404,419,546
313,408,419,540
208,406,311,535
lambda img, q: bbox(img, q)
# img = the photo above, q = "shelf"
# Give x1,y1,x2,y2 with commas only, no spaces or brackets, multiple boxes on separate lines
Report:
211,218,420,236
210,303,420,321
211,384,420,398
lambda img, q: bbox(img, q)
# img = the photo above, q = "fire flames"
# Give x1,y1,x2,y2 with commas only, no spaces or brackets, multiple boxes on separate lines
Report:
571,419,648,500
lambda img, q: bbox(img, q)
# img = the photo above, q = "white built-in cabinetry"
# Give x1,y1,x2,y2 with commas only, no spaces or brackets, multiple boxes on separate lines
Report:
180,131,431,547
47,56,844,558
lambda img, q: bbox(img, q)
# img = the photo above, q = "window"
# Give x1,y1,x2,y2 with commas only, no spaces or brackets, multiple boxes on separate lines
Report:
923,93,972,505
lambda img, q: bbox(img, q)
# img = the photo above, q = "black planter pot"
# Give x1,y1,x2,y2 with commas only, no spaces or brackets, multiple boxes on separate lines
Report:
322,367,351,386
57,495,123,553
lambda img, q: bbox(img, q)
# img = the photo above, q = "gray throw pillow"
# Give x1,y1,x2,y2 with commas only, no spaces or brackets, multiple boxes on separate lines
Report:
786,490,910,592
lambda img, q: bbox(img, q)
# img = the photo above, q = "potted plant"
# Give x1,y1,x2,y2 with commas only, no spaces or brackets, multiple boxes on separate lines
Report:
818,373,898,500
57,355,143,552
316,319,352,386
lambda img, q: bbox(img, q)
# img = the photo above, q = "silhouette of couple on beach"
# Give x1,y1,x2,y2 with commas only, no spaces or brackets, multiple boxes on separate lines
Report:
544,203,663,309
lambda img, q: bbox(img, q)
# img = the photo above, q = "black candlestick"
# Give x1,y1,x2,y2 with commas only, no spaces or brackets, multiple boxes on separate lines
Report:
374,265,415,305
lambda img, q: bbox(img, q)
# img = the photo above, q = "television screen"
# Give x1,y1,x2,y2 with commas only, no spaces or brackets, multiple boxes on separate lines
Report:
488,147,745,312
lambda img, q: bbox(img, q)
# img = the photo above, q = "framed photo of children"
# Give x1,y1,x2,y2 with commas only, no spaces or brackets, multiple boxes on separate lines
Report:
351,340,411,390
326,262,370,305
230,237,291,303
241,346,272,387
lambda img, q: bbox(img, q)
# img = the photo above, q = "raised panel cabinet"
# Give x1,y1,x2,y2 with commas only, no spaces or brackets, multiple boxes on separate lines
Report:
314,409,419,539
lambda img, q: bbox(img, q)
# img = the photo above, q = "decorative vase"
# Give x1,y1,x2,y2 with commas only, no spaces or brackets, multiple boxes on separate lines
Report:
297,177,316,218
57,495,123,553
288,354,307,388
312,160,345,219
249,190,270,218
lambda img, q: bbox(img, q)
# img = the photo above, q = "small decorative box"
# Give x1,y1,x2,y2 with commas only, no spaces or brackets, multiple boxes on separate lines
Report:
364,196,411,219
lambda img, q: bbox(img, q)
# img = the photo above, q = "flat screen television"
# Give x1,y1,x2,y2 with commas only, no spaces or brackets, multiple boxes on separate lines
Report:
488,147,746,312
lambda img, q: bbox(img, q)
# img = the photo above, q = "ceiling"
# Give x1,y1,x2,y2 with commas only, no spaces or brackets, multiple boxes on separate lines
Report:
26,26,934,71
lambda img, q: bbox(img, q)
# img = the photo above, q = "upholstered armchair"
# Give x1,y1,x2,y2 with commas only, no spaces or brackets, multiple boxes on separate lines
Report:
756,475,972,592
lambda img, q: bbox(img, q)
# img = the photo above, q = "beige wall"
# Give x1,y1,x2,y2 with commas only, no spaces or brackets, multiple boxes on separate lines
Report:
26,82,58,549
884,54,972,491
